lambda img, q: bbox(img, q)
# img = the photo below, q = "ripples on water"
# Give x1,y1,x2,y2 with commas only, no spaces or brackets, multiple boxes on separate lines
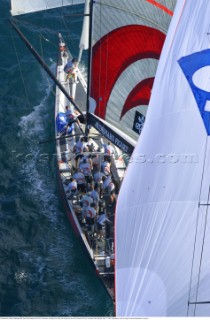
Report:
0,0,113,316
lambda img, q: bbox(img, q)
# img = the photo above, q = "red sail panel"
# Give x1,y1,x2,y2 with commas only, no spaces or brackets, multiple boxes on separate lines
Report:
121,77,154,119
91,25,165,119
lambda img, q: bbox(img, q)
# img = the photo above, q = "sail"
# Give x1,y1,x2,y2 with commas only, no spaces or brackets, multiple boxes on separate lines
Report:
78,0,90,63
90,0,176,141
79,0,90,51
116,0,210,316
11,0,85,16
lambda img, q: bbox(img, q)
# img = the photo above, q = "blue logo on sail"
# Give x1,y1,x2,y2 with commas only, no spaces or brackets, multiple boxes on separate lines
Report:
178,49,210,135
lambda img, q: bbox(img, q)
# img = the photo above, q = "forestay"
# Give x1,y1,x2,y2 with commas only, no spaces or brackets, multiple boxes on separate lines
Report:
116,0,210,316
11,0,85,16
90,0,176,141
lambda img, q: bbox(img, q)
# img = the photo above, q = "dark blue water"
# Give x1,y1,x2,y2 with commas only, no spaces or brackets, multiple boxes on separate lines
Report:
0,0,113,316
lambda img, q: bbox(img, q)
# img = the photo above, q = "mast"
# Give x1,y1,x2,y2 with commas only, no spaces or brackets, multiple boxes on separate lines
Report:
82,0,136,152
85,0,94,138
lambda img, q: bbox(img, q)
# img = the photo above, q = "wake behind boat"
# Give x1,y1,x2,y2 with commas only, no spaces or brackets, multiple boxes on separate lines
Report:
10,0,176,312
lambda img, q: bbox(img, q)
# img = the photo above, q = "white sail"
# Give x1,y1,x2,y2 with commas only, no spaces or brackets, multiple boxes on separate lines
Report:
11,0,85,16
116,0,210,316
78,0,90,62
79,0,90,51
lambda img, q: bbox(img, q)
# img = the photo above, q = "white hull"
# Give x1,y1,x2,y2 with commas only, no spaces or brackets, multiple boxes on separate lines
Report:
54,35,127,299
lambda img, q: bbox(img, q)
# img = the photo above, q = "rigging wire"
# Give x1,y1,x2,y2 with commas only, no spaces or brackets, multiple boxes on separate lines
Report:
36,2,79,113
11,2,85,116
39,33,57,97
187,134,209,316
61,14,79,56
11,15,79,53
193,187,210,316
10,26,31,110
37,4,59,105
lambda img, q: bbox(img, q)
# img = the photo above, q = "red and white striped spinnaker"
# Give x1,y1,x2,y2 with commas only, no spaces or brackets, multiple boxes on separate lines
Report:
90,0,176,141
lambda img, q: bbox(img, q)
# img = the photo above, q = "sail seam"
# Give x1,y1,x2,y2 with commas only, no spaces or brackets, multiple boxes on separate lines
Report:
187,134,209,316
96,2,168,33
193,187,210,315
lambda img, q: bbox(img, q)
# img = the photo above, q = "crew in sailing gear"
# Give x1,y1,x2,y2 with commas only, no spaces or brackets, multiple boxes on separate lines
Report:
64,58,78,82
67,178,77,196
80,193,93,219
101,159,111,176
73,137,87,168
90,184,100,207
74,137,87,154
65,105,74,120
97,212,111,240
101,175,111,190
73,170,86,193
101,176,115,194
79,158,92,182
56,112,72,135
107,181,115,194
65,106,77,133
59,42,66,57
92,154,100,173
81,154,92,168
106,190,117,216
85,203,97,233
80,193,93,207
87,142,96,153
93,171,106,184
103,142,115,162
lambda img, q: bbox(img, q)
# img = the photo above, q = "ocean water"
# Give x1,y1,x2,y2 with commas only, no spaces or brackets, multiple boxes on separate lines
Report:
0,0,113,316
